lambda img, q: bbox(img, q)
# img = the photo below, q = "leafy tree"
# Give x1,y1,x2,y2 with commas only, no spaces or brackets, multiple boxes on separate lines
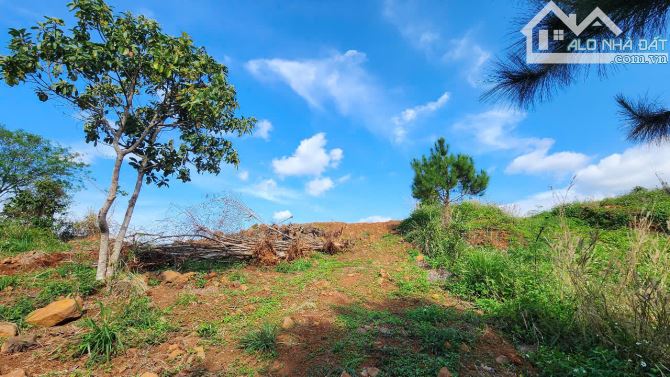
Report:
0,0,256,280
484,0,670,143
2,179,71,228
411,138,489,206
0,125,86,201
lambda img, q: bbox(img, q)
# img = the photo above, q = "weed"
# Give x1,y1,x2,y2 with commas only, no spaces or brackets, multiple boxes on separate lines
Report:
0,275,18,291
275,259,312,273
240,323,278,356
0,297,35,327
197,321,220,338
175,293,198,306
77,303,122,363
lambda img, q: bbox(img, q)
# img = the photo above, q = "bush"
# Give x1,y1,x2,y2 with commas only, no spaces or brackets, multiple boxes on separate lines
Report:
556,188,670,232
398,203,466,263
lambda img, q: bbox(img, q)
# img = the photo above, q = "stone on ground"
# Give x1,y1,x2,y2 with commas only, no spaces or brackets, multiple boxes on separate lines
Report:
437,367,452,377
281,316,295,330
25,297,83,327
1,334,37,354
139,373,159,377
0,322,18,337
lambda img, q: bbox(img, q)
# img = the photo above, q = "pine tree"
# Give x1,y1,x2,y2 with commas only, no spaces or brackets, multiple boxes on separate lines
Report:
411,138,489,206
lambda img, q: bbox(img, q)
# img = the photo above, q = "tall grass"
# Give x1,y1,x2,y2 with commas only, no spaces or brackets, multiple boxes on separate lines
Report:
552,215,670,371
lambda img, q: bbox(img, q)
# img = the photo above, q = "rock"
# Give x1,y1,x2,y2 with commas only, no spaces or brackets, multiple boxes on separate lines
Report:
459,343,471,353
341,372,352,377
1,334,37,354
416,254,425,262
168,348,184,359
194,345,205,360
437,367,452,377
25,298,82,327
495,355,510,365
0,322,18,337
361,367,380,377
443,341,452,350
1,369,27,377
160,270,182,282
168,343,181,352
281,316,295,330
139,373,159,377
239,284,248,291
377,326,391,336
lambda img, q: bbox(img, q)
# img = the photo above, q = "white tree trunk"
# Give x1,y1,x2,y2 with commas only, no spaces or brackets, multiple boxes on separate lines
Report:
106,166,145,278
95,155,124,281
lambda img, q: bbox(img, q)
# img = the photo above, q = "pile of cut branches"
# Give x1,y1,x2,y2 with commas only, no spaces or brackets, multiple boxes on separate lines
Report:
133,195,352,266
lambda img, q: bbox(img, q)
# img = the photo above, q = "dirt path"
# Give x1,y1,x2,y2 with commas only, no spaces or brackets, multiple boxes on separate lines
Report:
0,222,531,377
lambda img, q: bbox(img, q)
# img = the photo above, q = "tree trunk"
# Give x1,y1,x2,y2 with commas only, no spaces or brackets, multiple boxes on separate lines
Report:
96,154,124,281
106,165,146,278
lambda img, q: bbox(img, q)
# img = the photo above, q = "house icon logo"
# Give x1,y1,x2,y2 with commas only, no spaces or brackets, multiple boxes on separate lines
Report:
522,1,668,65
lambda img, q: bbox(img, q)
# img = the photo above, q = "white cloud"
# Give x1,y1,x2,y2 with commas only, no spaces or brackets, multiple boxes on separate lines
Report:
393,91,451,126
238,170,249,181
272,210,293,223
238,179,298,203
453,109,530,151
506,140,591,176
454,108,590,176
383,1,490,87
337,174,352,184
358,215,393,223
246,50,392,137
69,142,116,164
510,144,670,214
272,133,343,177
392,91,451,143
254,119,273,141
306,177,334,196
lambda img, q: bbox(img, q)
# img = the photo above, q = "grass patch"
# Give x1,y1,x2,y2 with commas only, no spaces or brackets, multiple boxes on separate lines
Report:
240,323,278,356
76,303,122,364
276,258,313,273
0,221,69,257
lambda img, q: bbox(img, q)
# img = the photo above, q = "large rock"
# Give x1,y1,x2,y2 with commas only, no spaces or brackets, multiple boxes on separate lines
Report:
25,297,83,327
0,322,18,337
1,334,37,354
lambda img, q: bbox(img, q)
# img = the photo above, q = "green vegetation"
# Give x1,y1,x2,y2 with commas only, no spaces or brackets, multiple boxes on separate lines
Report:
0,221,69,257
0,0,256,281
329,303,480,376
410,137,489,206
240,323,278,356
399,188,670,376
76,303,122,363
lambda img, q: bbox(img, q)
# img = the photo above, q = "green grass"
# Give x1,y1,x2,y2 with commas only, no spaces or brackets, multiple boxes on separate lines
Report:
76,303,122,364
197,321,220,339
400,189,670,376
239,323,278,356
275,258,313,273
326,303,480,376
0,221,69,257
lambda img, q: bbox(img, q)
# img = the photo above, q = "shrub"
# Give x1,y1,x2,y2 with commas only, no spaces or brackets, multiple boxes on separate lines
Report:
398,203,466,263
450,248,516,299
276,259,313,273
240,323,278,356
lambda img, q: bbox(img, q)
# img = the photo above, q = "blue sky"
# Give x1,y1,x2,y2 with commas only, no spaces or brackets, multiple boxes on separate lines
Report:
1,0,669,229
